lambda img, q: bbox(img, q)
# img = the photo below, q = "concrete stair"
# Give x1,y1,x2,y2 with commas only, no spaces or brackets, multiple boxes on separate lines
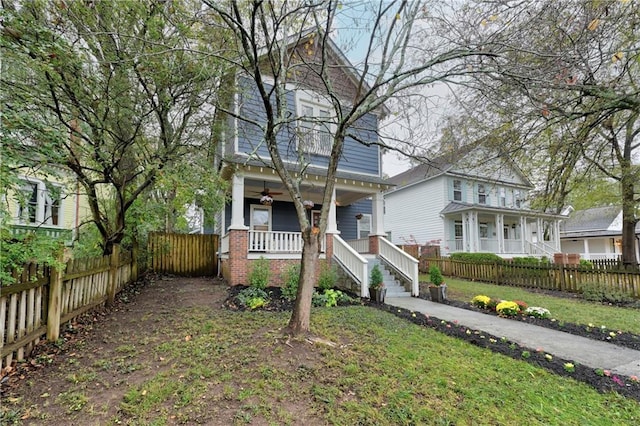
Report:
362,255,411,298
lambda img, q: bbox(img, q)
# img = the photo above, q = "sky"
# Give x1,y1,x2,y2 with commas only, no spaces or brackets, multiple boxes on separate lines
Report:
332,2,453,177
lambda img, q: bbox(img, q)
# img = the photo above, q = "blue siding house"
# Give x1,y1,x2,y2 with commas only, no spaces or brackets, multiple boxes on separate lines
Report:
216,32,418,296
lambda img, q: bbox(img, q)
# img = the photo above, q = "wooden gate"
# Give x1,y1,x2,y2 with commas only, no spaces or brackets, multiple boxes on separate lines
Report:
148,233,218,276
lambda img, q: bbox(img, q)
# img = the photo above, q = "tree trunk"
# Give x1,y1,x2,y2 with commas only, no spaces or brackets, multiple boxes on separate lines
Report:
620,173,638,268
286,230,320,336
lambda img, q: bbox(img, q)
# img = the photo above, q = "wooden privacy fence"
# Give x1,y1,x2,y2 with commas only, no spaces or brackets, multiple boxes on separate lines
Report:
148,232,218,276
423,258,640,298
0,245,136,369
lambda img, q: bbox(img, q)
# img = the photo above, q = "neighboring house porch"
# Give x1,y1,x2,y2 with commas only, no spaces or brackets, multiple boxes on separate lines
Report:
441,202,562,258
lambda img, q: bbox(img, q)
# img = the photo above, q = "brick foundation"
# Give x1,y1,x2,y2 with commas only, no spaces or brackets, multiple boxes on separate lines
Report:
368,235,380,255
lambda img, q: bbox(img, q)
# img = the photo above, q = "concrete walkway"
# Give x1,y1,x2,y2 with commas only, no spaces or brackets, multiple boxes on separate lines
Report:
386,297,640,378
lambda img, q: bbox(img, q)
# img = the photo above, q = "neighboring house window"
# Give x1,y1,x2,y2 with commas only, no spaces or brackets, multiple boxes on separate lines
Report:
477,184,487,205
16,180,61,226
297,98,333,157
514,190,523,208
479,223,488,239
499,188,506,207
454,221,463,239
453,179,462,201
357,213,371,239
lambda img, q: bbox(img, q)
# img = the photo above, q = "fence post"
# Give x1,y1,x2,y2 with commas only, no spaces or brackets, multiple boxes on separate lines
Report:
107,244,120,306
46,251,64,342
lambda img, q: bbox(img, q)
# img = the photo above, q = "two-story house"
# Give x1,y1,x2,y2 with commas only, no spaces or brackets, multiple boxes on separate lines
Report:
384,147,565,258
215,33,418,296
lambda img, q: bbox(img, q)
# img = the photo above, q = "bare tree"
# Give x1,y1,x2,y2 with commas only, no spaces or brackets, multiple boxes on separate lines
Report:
205,0,495,335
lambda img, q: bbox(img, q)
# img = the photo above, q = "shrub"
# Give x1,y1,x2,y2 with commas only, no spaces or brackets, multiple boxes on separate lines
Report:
428,265,444,286
580,281,634,305
496,301,520,317
369,264,384,291
449,252,503,263
281,264,300,301
471,295,491,309
579,259,594,269
237,287,269,309
248,256,270,290
524,306,551,319
511,256,543,266
317,265,338,291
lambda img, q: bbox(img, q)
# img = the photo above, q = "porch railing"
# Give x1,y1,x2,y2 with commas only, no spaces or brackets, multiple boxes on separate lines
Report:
379,237,419,296
479,238,498,252
248,230,324,253
9,224,73,243
525,240,556,257
347,238,369,253
580,253,621,261
333,235,369,297
503,239,523,253
445,239,464,252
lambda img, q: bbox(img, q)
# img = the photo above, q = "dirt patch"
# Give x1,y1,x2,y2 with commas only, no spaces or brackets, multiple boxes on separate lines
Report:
0,276,327,425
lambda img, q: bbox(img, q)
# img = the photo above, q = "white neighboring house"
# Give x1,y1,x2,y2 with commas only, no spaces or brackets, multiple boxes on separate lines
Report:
560,205,640,262
384,148,566,258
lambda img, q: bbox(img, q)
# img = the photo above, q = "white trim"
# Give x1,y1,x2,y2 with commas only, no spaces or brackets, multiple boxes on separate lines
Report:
15,177,63,227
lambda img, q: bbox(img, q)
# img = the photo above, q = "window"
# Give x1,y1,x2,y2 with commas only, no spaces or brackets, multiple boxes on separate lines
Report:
453,180,462,201
499,188,506,207
514,190,523,208
16,180,61,226
357,214,371,239
454,221,463,239
250,205,271,231
503,224,510,240
479,223,488,239
477,184,486,204
297,98,333,156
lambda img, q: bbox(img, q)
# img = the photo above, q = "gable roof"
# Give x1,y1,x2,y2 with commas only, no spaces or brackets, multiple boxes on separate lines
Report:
560,205,640,238
387,145,532,190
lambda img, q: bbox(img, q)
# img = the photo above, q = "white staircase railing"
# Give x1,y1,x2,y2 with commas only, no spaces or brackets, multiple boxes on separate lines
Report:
378,237,419,296
346,238,370,253
333,235,369,297
525,239,556,257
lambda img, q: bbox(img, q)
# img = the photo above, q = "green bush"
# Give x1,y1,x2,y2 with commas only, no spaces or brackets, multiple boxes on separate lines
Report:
237,287,269,309
429,265,444,286
248,256,270,289
579,259,594,269
449,252,503,263
369,264,384,291
317,264,338,291
312,289,351,307
511,256,543,265
281,264,300,301
580,281,634,305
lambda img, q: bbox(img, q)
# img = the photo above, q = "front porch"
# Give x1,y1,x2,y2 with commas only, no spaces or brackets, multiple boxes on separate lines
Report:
442,207,563,258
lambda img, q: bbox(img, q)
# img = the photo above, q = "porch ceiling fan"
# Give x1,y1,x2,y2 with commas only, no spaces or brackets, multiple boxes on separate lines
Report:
253,182,283,197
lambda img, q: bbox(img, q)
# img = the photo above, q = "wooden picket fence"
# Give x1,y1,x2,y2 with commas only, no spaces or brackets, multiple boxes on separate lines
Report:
423,258,640,298
148,232,218,276
0,246,137,369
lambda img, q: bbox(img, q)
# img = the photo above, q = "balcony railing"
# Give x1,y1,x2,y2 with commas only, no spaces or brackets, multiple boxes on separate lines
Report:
298,128,332,157
9,224,73,242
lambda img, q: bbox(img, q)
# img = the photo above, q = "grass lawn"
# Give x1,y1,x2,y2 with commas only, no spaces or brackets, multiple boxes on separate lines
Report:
3,279,640,425
427,275,640,335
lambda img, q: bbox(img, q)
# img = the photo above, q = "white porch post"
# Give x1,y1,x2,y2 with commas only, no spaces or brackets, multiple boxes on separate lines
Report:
554,220,561,251
520,216,526,253
462,213,469,251
496,214,504,253
583,239,590,259
470,211,479,252
371,191,385,236
326,187,339,234
229,173,248,230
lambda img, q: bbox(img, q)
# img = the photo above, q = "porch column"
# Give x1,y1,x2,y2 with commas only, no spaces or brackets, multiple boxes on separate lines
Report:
583,239,590,258
371,191,385,236
554,220,561,251
536,218,543,243
520,216,526,253
229,173,248,230
462,212,469,252
496,214,504,253
470,211,479,252
326,188,339,234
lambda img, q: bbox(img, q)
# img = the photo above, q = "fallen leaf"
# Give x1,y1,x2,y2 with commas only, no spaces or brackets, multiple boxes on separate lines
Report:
185,335,192,342
141,390,147,396
40,392,50,398
587,19,599,31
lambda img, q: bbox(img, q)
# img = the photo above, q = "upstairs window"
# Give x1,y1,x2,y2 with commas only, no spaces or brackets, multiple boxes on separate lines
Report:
499,188,506,207
453,179,462,201
514,190,524,208
16,180,61,226
477,184,487,205
297,97,334,157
